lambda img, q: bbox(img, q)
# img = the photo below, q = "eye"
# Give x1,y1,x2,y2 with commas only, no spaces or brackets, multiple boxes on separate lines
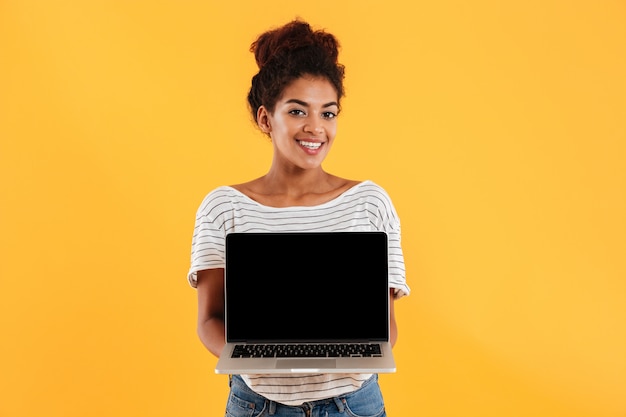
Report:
322,111,337,120
288,109,306,116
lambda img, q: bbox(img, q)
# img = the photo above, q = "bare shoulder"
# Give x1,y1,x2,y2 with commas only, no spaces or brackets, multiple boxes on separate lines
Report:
307,176,362,205
229,177,266,200
331,176,361,194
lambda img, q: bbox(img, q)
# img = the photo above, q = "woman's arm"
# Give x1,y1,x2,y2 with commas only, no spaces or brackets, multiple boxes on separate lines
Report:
196,268,226,357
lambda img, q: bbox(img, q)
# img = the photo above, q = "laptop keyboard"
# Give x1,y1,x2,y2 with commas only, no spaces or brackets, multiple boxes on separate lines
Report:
231,343,382,358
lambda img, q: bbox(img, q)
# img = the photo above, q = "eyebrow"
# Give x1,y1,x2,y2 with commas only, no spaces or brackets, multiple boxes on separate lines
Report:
285,99,339,108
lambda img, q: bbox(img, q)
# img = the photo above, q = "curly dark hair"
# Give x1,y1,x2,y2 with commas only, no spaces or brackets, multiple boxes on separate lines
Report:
247,19,345,125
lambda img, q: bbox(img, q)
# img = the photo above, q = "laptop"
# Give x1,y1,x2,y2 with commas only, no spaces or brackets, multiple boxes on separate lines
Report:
215,231,396,374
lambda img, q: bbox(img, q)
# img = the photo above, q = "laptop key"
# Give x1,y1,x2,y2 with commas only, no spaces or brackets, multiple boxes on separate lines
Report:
232,343,383,359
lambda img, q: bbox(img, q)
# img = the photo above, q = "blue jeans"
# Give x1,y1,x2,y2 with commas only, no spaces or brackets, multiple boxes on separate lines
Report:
225,374,387,417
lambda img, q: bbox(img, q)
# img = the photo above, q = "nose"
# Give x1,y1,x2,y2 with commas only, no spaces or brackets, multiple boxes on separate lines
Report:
304,116,324,135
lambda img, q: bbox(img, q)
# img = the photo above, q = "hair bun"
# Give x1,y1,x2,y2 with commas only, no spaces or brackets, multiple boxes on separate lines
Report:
247,19,345,125
251,19,340,69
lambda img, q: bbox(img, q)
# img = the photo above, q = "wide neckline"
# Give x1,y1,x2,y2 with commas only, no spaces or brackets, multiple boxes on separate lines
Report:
222,180,372,210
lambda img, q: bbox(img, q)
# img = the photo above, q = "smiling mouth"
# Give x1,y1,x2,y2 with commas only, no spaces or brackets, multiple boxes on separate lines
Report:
297,140,322,150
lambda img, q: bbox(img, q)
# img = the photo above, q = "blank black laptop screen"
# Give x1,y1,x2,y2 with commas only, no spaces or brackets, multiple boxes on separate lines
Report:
224,232,389,343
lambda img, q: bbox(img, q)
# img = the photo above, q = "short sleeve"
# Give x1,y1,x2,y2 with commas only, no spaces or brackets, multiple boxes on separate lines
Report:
368,184,410,298
187,189,230,288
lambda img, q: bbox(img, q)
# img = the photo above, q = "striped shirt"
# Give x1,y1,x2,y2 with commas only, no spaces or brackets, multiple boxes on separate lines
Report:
187,180,410,405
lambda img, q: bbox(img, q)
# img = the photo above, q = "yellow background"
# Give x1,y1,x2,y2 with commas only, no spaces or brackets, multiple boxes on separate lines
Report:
1,1,625,416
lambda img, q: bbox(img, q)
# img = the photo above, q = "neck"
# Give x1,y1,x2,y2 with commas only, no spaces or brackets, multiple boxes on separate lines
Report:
262,166,331,197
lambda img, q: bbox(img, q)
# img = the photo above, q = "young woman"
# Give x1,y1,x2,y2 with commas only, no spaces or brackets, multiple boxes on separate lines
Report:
188,19,410,417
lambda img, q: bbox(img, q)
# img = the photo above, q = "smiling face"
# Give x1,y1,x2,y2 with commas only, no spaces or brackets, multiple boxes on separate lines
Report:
257,75,339,172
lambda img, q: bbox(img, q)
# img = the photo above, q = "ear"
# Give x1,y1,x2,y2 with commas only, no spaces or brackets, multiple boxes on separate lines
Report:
256,106,272,134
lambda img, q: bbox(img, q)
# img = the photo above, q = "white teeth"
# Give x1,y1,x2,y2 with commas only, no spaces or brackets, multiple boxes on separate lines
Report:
298,140,322,149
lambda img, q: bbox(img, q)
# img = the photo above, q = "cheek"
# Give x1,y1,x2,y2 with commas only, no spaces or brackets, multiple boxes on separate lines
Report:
271,124,297,144
272,117,300,136
326,123,338,139
269,122,287,138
